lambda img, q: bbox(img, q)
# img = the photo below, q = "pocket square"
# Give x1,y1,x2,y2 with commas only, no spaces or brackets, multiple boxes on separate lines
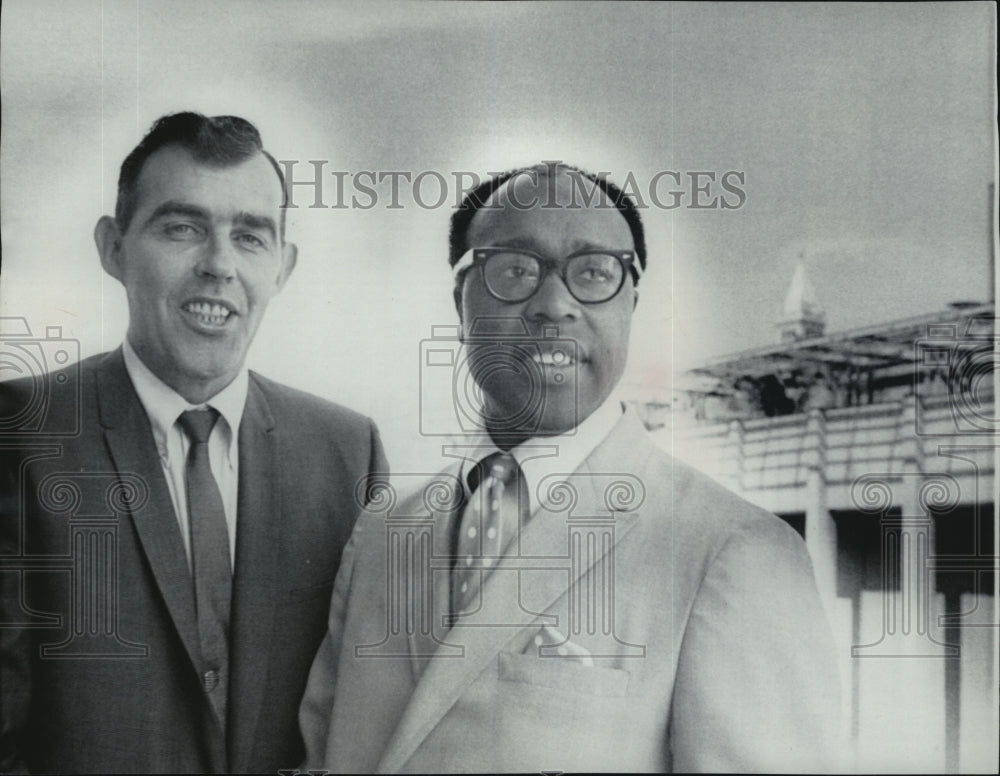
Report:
524,625,594,665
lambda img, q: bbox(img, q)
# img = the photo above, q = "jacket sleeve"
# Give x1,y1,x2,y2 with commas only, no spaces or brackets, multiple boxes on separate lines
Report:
297,513,364,770
1,445,32,775
365,419,390,504
667,519,845,773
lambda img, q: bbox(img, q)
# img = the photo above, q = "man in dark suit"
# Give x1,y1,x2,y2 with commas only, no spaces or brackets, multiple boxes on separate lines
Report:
299,163,843,772
1,112,386,774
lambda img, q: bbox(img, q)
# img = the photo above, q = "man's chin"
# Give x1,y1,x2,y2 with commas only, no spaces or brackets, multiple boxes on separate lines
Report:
482,404,584,442
168,356,244,400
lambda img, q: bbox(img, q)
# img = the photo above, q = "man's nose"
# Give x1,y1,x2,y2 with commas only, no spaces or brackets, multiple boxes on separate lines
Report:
524,269,579,321
196,233,237,281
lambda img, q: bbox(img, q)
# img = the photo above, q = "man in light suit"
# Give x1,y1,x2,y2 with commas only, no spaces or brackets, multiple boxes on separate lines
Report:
299,163,842,772
0,112,386,773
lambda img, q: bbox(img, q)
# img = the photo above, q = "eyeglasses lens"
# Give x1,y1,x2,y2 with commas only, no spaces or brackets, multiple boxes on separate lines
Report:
483,252,625,303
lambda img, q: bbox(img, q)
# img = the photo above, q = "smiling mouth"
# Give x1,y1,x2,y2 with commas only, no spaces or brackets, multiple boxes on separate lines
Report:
182,301,235,327
530,349,576,367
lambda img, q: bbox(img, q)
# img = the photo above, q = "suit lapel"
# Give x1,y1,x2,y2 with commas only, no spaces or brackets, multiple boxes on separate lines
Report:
227,376,280,773
379,411,648,774
96,351,203,675
405,467,466,680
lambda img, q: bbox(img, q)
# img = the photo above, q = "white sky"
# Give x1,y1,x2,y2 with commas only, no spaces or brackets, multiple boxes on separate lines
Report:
1,0,995,467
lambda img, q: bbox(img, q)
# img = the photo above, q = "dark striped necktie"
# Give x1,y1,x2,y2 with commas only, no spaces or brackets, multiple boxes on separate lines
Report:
178,408,231,731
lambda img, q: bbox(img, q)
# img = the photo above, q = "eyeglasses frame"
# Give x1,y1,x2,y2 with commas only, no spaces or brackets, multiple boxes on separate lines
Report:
453,246,642,305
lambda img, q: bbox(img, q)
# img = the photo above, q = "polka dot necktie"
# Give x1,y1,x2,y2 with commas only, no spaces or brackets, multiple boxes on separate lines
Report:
178,408,231,731
451,452,529,616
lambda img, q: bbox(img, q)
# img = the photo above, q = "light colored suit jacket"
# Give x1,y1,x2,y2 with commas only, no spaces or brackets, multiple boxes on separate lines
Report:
300,410,841,773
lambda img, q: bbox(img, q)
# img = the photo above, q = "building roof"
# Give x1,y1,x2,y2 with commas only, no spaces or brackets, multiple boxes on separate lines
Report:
687,302,995,383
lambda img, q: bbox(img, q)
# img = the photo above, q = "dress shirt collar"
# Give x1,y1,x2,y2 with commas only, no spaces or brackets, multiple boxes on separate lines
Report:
457,392,625,513
122,338,247,464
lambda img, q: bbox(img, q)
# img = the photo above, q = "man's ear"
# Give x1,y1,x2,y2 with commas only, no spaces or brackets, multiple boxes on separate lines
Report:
276,242,298,290
95,216,125,283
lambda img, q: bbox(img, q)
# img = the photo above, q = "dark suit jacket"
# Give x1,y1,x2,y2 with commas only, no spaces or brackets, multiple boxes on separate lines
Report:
1,349,387,774
300,410,842,773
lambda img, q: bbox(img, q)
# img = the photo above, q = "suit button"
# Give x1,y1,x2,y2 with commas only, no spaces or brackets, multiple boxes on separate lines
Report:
202,669,219,692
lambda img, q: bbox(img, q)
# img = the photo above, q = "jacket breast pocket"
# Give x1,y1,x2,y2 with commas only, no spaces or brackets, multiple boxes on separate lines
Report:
497,651,631,697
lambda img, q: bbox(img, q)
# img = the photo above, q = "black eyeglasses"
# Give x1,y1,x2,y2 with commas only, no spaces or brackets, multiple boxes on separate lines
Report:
453,247,640,304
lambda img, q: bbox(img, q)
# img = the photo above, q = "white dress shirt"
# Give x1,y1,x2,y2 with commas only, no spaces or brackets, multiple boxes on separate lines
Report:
450,392,625,519
122,339,246,568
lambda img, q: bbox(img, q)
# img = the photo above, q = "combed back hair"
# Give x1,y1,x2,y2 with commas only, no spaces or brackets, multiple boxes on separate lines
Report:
115,112,286,237
448,163,647,307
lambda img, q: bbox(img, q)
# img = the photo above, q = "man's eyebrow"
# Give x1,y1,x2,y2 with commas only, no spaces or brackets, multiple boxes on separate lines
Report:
233,212,277,240
491,236,615,254
489,236,540,251
565,238,613,253
145,202,209,225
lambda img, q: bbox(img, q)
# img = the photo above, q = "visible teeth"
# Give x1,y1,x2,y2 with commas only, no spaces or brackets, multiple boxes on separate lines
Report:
532,350,574,366
184,302,232,325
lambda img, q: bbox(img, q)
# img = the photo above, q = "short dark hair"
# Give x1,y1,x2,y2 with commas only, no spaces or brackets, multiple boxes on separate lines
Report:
448,163,647,307
115,112,286,238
